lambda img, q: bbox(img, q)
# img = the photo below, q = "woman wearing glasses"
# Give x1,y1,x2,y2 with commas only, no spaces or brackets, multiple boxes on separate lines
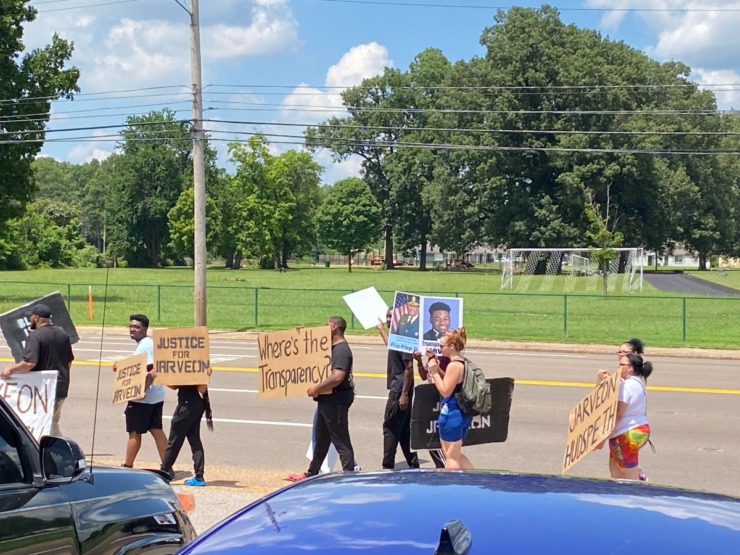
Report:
602,352,653,480
426,327,473,469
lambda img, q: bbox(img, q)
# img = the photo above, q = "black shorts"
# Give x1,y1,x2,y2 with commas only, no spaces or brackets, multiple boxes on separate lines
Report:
125,401,164,434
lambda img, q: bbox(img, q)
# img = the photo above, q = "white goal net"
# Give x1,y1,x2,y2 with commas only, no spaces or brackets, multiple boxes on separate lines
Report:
501,248,644,292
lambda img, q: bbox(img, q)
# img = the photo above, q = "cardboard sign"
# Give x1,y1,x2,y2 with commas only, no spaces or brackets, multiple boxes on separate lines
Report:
562,370,621,474
258,326,333,399
112,353,148,405
153,326,210,386
410,378,515,450
0,371,58,440
0,292,79,362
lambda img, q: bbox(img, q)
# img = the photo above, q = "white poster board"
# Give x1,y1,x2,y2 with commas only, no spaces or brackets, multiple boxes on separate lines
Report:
342,287,389,329
0,371,58,440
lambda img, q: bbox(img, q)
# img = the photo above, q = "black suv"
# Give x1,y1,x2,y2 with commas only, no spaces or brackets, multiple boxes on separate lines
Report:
0,397,195,554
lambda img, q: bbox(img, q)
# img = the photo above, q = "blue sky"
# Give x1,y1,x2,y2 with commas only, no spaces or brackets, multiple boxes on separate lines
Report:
21,0,740,183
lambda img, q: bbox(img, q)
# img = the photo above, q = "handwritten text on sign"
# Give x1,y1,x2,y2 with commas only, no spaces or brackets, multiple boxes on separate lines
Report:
0,371,57,440
112,353,148,405
258,326,332,399
562,370,621,473
153,326,210,386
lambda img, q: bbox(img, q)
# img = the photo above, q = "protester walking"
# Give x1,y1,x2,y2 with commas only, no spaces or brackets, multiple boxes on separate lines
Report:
1,304,74,436
114,314,167,468
288,316,356,481
425,327,473,469
160,373,214,486
597,352,653,480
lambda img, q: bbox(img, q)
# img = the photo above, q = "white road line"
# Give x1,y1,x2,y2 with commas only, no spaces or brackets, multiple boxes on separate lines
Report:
208,387,386,401
163,416,311,427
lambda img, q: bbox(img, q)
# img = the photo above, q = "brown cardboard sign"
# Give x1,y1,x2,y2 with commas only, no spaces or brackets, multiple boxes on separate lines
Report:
258,326,332,399
112,353,148,405
153,326,210,386
562,370,621,474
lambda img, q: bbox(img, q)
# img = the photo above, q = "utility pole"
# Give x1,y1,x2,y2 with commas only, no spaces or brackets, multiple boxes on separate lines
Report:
189,0,207,326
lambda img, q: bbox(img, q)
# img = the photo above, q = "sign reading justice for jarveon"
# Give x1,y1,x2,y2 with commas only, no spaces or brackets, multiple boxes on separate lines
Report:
153,326,210,386
112,352,148,405
258,326,332,399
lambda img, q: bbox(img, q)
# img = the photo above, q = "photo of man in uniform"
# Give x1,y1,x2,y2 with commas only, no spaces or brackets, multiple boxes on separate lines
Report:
396,295,421,339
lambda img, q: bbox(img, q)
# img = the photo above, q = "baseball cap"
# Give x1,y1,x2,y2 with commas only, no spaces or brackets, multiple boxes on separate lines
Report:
27,303,52,318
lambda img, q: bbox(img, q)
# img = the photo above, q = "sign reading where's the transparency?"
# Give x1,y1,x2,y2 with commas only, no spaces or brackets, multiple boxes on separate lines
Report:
112,353,148,405
562,370,621,474
0,371,57,441
258,326,333,399
0,291,79,363
153,326,210,386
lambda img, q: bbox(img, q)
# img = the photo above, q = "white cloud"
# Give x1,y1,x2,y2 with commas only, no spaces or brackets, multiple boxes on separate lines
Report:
202,0,300,59
67,141,113,163
692,68,740,108
326,42,393,89
588,0,740,70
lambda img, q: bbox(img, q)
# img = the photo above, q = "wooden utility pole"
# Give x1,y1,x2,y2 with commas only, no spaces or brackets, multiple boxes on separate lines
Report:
189,0,207,325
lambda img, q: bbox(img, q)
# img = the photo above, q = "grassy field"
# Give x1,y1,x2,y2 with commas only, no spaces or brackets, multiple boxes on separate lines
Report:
1,266,738,348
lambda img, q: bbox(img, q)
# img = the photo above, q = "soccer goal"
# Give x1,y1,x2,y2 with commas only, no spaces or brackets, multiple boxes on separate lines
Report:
501,248,644,292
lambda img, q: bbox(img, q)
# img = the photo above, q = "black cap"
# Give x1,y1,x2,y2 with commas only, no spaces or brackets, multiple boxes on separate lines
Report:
27,303,52,318
428,301,451,314
407,295,420,306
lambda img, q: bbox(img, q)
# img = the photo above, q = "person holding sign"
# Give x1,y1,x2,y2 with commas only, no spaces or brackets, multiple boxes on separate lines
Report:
425,328,473,469
598,352,653,481
377,309,420,470
288,316,356,481
115,315,167,468
1,304,74,436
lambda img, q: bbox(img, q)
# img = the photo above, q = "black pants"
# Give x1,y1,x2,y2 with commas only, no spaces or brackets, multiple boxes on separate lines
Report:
382,389,419,469
307,403,354,476
161,396,205,480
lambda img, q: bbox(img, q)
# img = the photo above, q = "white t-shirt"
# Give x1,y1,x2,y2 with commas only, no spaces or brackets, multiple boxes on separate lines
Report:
132,336,165,404
610,376,648,437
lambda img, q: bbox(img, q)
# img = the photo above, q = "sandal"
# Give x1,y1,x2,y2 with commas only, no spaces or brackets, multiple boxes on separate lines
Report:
286,472,308,482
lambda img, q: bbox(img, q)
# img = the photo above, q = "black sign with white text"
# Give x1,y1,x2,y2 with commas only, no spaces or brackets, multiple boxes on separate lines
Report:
410,378,515,450
0,292,79,362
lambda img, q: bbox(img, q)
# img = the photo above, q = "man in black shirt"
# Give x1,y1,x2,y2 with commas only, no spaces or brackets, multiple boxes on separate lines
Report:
288,316,355,480
1,304,74,435
377,309,419,469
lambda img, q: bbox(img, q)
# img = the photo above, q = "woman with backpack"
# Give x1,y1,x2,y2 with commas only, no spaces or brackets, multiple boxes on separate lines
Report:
426,327,473,469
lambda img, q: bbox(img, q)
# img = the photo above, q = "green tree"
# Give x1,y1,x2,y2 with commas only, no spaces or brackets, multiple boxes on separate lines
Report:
1,1,79,256
105,110,194,266
315,178,382,272
584,189,624,295
267,150,323,268
167,187,223,261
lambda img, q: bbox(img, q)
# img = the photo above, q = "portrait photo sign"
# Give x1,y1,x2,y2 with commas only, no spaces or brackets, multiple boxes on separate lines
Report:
153,326,210,386
562,370,621,473
410,378,514,450
258,326,333,399
112,353,148,405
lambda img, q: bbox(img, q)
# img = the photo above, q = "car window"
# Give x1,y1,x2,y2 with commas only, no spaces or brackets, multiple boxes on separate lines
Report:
0,417,27,485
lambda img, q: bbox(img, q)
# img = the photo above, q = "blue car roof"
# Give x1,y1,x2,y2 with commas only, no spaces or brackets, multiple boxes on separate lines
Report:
179,470,740,554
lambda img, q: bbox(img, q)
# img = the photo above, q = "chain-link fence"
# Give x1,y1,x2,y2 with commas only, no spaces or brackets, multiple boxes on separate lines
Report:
1,282,738,347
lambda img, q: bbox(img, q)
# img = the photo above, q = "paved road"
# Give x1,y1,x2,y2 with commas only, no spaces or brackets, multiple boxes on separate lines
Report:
644,273,740,295
3,332,740,532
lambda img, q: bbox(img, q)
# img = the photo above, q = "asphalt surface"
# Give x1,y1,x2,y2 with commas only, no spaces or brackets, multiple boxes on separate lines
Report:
644,273,740,296
3,328,740,534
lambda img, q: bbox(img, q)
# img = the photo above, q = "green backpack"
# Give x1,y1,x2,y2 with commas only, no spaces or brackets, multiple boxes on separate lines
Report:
454,357,492,416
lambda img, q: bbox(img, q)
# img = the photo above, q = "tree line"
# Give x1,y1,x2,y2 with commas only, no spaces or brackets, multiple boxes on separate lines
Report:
1,5,738,272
